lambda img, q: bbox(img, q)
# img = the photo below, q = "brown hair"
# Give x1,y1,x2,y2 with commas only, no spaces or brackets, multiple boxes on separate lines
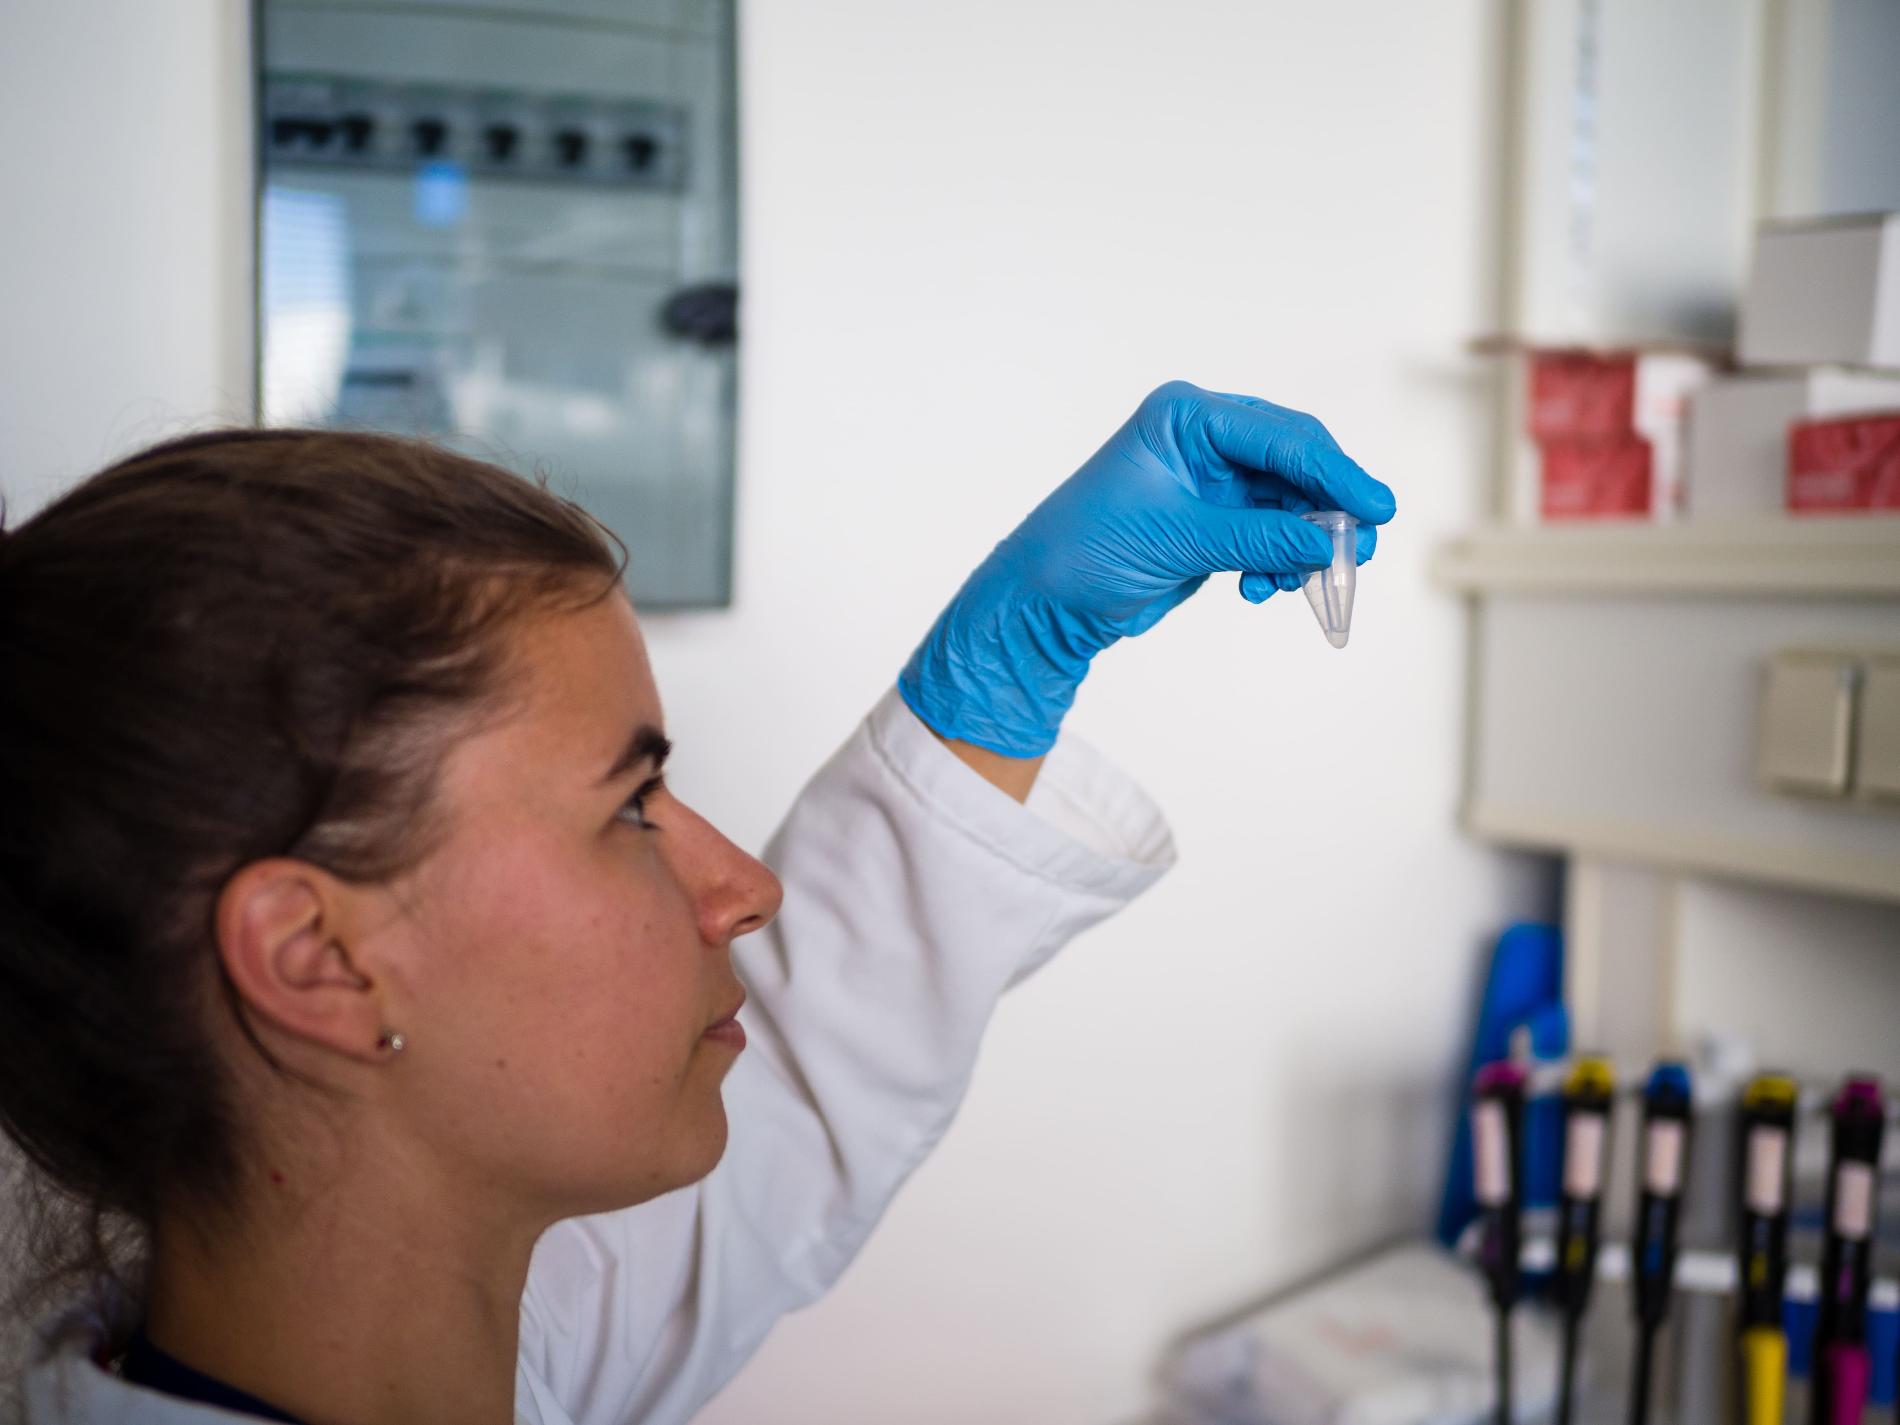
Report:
0,428,623,1330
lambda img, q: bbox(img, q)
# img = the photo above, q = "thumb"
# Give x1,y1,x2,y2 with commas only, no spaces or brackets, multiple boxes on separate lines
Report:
1176,504,1333,577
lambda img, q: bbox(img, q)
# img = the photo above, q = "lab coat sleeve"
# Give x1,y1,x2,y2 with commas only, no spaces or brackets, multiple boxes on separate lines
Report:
515,686,1176,1425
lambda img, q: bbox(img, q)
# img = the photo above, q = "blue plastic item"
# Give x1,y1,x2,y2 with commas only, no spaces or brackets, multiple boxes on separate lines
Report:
1645,1061,1693,1103
1871,1296,1897,1405
1786,1291,1818,1379
1436,922,1566,1248
1518,1002,1571,1216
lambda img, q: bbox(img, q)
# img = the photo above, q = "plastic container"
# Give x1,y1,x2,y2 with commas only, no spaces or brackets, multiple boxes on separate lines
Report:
1299,510,1357,649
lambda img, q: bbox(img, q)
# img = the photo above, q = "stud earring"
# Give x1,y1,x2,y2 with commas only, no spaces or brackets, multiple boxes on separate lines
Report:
376,1029,407,1055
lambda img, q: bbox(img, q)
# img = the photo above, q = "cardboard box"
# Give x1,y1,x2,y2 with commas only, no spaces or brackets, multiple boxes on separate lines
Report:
1526,348,1713,518
1540,438,1652,519
1527,351,1634,439
1787,413,1900,512
1739,212,1900,370
1687,369,1900,516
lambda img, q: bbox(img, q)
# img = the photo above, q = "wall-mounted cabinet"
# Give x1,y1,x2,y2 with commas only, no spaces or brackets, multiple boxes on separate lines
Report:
1435,522,1900,1163
255,0,739,608
1449,577,1900,905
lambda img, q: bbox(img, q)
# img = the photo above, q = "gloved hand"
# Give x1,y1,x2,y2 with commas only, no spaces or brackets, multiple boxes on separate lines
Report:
898,380,1396,757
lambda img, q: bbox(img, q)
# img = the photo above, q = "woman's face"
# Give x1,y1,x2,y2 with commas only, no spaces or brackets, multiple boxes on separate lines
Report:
366,592,782,1219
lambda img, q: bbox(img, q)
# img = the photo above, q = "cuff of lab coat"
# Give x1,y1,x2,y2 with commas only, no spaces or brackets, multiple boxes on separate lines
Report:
868,685,1177,901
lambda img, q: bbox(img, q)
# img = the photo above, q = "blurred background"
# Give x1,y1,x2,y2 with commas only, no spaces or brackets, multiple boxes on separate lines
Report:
2,2,1897,1422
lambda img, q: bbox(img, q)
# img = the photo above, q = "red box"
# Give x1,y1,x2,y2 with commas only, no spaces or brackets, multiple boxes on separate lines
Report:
1540,438,1653,519
1787,412,1900,512
1527,351,1637,439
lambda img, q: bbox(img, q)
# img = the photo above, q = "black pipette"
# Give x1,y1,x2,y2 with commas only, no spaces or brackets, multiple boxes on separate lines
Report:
1628,1061,1692,1425
1736,1072,1797,1425
1472,1061,1526,1425
1810,1075,1884,1425
1554,1055,1615,1425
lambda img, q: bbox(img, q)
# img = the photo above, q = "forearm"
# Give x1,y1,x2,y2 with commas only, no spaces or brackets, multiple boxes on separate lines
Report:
928,729,1045,803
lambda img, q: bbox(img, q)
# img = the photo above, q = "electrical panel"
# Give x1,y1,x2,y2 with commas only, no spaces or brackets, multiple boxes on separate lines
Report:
1757,648,1900,805
1758,652,1856,797
1856,656,1900,804
257,0,737,608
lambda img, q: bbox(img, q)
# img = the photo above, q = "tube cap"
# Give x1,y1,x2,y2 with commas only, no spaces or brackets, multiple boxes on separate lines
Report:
1565,1054,1615,1101
1645,1061,1692,1112
1743,1073,1799,1114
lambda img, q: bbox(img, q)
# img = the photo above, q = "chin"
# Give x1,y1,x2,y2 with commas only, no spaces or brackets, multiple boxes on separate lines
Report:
644,1098,732,1201
564,1101,734,1216
682,1100,732,1182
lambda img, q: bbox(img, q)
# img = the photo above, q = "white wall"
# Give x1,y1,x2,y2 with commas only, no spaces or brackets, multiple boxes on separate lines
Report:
1510,0,1764,348
0,2,1553,1420
1817,0,1900,213
1762,0,1900,220
686,3,1550,1420
1674,878,1900,1086
0,0,254,516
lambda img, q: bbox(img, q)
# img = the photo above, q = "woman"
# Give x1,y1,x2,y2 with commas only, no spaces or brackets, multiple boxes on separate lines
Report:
0,382,1391,1424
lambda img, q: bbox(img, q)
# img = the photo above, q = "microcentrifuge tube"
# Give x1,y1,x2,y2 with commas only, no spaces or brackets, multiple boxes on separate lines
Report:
1299,510,1357,649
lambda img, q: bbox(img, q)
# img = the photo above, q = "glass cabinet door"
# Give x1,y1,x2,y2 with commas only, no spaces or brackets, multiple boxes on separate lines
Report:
257,0,737,607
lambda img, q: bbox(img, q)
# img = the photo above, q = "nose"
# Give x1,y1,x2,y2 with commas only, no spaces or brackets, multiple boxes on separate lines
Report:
665,801,783,948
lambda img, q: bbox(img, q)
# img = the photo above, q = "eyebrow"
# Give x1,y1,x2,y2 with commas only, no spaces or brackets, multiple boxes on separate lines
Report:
599,724,672,786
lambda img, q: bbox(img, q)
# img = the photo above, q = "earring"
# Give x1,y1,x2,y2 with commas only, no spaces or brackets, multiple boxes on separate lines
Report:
376,1029,407,1055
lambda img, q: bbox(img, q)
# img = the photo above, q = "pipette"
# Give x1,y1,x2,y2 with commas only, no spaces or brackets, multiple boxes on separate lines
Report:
1472,1061,1526,1425
1736,1073,1798,1425
1810,1075,1885,1425
1553,1055,1615,1425
1628,1061,1692,1425
1298,510,1358,649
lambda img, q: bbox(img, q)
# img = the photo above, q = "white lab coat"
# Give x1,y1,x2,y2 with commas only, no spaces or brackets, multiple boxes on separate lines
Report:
18,688,1175,1424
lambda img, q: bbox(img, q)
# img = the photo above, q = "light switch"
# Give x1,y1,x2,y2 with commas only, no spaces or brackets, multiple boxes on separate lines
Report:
1855,656,1900,804
1758,652,1855,796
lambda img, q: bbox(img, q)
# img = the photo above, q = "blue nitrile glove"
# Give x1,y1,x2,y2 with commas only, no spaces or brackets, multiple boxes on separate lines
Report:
898,380,1396,757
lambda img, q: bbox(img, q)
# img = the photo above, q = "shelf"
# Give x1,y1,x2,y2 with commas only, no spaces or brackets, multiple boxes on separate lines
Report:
1431,515,1900,598
1466,803,1900,906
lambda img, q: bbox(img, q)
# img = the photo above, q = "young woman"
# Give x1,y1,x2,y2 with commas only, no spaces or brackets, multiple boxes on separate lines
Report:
0,382,1391,1424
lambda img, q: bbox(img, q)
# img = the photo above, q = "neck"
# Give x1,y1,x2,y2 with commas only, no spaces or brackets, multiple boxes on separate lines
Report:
144,1144,543,1425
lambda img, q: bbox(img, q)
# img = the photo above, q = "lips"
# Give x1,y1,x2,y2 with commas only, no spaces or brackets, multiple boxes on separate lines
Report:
701,990,747,1050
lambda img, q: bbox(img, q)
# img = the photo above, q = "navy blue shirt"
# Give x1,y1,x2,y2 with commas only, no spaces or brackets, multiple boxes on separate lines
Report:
119,1331,306,1424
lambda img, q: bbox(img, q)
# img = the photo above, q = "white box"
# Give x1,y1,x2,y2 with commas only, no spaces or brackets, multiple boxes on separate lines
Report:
1738,212,1900,370
1686,368,1900,516
1161,1243,1560,1425
1635,352,1716,521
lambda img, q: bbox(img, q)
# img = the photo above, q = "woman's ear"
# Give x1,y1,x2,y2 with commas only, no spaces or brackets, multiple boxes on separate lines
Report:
214,859,386,1061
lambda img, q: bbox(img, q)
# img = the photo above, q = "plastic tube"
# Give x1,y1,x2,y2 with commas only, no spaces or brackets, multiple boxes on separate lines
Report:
1299,510,1357,649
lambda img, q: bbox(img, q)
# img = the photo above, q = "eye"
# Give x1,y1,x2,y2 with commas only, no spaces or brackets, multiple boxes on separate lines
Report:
614,775,667,831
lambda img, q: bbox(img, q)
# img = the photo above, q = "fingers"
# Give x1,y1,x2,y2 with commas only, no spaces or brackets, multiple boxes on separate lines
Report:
1238,525,1374,604
1192,387,1397,525
1238,570,1303,604
1181,503,1333,578
1355,521,1378,564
